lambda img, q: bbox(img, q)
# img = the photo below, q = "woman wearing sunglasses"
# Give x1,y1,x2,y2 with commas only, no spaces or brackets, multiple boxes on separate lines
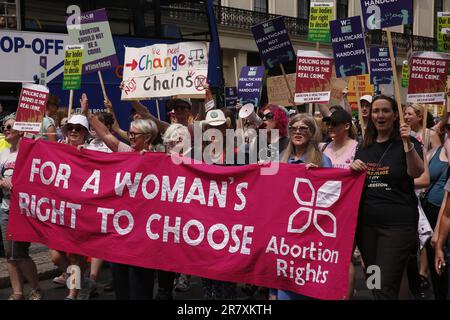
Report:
49,113,92,300
80,93,161,300
0,114,43,300
259,104,289,159
350,95,424,300
270,114,331,301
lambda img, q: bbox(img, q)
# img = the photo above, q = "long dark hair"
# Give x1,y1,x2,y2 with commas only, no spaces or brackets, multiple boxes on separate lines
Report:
363,95,401,148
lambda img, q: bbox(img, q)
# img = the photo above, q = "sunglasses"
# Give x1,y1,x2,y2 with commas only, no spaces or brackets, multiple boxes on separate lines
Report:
444,124,450,131
66,124,85,132
289,125,309,134
2,124,12,131
262,112,274,121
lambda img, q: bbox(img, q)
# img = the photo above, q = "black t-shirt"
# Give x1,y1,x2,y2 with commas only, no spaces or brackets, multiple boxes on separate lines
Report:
355,137,423,227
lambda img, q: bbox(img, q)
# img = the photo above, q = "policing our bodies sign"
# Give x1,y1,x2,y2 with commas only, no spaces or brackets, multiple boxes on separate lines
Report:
407,52,449,104
8,139,366,300
331,16,368,78
14,84,49,132
121,42,209,100
295,50,333,104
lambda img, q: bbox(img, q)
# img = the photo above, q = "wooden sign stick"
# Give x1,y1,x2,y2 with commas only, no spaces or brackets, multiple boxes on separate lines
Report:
155,99,161,121
98,71,108,101
387,30,409,152
280,63,295,107
447,76,450,113
234,57,246,141
354,76,365,141
68,90,74,119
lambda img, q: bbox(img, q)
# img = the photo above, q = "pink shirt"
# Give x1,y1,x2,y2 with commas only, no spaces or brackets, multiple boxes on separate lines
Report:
118,141,134,152
323,140,358,169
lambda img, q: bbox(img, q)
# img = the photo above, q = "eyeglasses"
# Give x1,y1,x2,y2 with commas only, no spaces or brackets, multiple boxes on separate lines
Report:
2,124,12,131
127,131,146,139
444,124,450,131
262,112,274,121
289,125,309,134
66,124,84,132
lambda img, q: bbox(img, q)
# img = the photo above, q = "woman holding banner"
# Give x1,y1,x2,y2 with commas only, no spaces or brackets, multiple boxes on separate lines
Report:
350,95,424,300
0,114,43,300
80,93,161,300
269,113,331,300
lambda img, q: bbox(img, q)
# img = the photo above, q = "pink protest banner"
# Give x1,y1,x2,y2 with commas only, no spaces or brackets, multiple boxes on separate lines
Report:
407,53,449,104
14,84,49,132
8,139,366,300
295,50,333,104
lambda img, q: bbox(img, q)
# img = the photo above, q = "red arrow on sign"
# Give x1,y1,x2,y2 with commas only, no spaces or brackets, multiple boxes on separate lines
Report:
125,59,138,71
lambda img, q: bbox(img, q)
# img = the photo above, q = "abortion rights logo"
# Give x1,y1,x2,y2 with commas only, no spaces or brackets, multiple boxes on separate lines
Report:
288,178,341,238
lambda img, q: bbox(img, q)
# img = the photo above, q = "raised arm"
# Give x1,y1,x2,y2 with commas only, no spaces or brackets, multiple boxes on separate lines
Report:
130,100,170,133
104,98,129,142
80,93,120,152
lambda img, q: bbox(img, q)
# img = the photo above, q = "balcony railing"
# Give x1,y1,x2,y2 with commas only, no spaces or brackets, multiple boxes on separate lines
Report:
212,6,436,52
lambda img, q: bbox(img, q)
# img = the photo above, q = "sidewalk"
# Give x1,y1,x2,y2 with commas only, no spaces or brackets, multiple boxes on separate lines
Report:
0,243,59,289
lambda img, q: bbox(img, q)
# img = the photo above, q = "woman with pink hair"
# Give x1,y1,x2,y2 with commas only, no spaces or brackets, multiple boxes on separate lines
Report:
258,104,289,160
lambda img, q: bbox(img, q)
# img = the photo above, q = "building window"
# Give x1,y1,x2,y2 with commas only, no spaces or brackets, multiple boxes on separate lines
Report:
336,0,348,20
0,0,17,29
297,0,310,20
254,0,268,13
435,0,444,38
213,0,221,5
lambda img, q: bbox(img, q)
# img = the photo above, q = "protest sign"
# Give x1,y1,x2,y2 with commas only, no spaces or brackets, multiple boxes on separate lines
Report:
121,42,209,100
62,45,84,90
331,16,368,78
238,66,265,106
369,47,394,85
9,139,366,300
307,2,334,43
267,73,296,106
251,16,296,69
224,87,238,109
401,60,409,88
329,76,348,107
14,84,49,132
360,0,413,30
438,12,450,53
347,75,374,106
407,52,448,104
38,56,47,86
67,8,118,74
294,50,333,104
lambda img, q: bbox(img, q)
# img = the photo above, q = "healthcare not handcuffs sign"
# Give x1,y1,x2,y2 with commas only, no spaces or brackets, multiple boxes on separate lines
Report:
251,16,296,69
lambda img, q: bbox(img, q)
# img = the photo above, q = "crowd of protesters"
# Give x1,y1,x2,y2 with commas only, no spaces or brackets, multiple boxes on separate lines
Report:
1,82,450,301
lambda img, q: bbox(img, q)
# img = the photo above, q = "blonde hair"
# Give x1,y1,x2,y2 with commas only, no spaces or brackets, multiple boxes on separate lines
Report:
163,123,190,144
281,113,323,167
130,119,159,144
407,104,425,119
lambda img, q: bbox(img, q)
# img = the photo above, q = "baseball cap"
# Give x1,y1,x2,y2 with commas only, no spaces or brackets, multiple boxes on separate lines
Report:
360,95,373,104
323,109,352,125
166,98,192,110
201,109,231,127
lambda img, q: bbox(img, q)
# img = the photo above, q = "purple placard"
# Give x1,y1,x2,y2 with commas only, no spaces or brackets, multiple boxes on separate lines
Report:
331,16,368,78
369,47,395,85
80,8,108,24
238,66,265,107
224,87,238,109
83,54,119,74
360,0,412,30
251,17,296,70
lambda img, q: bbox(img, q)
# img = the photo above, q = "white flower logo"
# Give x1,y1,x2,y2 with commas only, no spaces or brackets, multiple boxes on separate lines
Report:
288,178,341,238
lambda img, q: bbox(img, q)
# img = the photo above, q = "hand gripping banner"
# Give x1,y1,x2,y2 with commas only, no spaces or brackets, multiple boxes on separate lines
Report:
8,139,366,300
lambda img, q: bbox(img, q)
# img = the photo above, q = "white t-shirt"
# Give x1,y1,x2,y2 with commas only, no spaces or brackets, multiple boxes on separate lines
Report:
0,148,18,211
86,138,113,153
